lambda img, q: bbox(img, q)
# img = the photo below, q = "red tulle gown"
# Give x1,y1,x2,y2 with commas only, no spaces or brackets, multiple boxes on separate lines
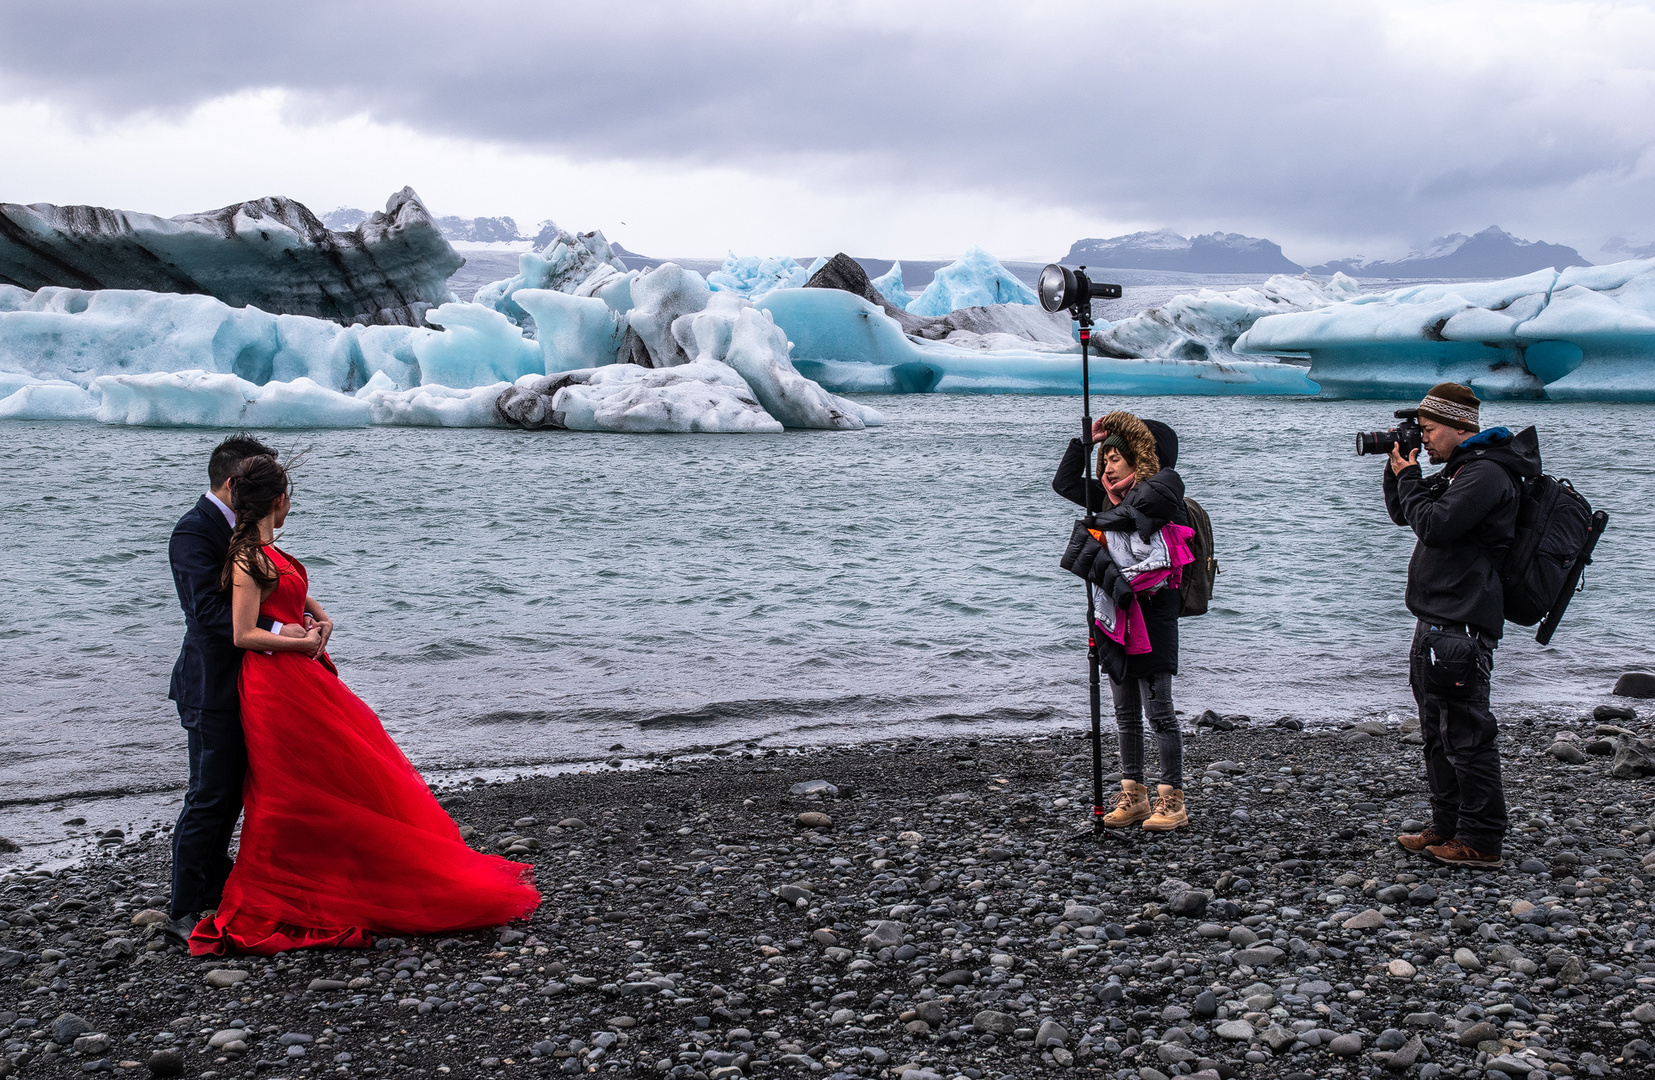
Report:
191,546,539,955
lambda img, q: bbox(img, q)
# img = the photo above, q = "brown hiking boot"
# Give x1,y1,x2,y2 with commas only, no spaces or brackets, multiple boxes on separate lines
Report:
1102,782,1151,827
1424,838,1502,869
1143,788,1188,832
1397,827,1451,853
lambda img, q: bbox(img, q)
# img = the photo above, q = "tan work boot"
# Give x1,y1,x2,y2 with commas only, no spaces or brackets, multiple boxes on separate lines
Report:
1143,788,1188,831
1102,781,1151,827
1397,826,1450,853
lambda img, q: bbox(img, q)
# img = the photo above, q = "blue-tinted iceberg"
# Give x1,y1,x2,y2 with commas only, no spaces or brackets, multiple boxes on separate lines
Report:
705,254,812,300
761,289,1318,396
869,261,912,310
1235,259,1655,399
471,225,628,333
906,247,1040,316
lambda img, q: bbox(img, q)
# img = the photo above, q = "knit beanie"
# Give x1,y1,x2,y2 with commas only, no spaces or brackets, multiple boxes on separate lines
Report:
1417,382,1481,432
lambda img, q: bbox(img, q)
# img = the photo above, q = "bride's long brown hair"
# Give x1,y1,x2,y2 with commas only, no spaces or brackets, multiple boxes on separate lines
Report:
219,454,299,592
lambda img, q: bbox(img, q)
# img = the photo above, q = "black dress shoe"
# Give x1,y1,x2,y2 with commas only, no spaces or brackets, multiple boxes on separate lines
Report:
161,913,198,947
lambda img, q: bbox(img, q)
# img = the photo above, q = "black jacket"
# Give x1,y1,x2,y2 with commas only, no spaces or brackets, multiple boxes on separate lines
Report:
168,496,267,712
1053,436,1186,679
1383,427,1540,639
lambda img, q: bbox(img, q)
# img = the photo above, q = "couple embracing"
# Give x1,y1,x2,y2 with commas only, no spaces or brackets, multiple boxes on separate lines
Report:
165,435,539,954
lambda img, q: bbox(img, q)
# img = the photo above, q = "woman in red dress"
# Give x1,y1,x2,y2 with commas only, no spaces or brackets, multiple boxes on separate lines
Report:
190,455,539,955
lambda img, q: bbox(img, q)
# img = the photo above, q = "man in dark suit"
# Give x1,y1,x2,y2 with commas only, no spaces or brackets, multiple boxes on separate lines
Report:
164,434,302,944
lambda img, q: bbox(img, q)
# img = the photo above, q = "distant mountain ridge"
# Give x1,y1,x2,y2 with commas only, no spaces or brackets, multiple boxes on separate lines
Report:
324,206,527,244
1308,226,1591,278
1064,229,1303,273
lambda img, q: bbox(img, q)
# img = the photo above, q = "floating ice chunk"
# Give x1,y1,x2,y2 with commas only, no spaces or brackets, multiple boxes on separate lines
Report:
869,261,912,310
472,226,627,331
0,187,460,327
1097,273,1361,363
0,378,99,420
92,371,371,428
413,303,542,388
359,380,510,427
513,289,626,372
807,256,828,276
628,264,712,367
1237,260,1655,398
906,247,1039,316
554,361,784,433
761,289,1316,396
674,295,872,429
705,254,812,300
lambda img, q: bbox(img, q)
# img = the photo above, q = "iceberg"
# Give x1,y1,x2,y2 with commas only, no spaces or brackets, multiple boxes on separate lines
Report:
1094,273,1362,363
413,303,543,388
471,224,628,333
0,377,99,421
761,289,1318,396
868,261,912,310
93,371,371,428
905,247,1040,316
1235,259,1655,399
0,188,461,327
705,254,812,300
500,363,784,434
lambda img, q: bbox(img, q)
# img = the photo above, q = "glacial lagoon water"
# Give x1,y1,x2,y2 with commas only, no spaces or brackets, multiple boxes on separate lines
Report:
3,396,1653,854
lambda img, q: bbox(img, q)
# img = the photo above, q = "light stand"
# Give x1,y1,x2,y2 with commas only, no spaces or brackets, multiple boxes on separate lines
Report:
1039,264,1122,833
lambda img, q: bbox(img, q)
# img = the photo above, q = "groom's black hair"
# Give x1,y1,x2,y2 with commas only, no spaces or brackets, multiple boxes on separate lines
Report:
208,433,276,489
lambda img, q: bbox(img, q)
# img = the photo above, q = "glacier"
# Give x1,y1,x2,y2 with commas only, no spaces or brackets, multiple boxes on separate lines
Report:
0,188,461,327
1235,259,1655,399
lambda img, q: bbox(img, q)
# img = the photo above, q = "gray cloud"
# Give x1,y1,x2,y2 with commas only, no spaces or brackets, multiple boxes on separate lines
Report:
3,0,1653,260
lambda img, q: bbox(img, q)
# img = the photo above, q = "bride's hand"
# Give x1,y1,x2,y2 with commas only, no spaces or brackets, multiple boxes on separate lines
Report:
313,618,334,657
296,624,323,655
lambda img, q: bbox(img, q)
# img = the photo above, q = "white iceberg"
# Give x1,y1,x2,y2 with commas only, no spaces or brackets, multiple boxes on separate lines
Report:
705,254,812,300
1235,259,1655,399
93,371,371,428
906,247,1040,316
471,224,628,332
0,377,100,421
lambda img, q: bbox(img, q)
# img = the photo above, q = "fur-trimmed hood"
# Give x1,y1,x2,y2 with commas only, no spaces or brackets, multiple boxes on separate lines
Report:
1096,410,1160,481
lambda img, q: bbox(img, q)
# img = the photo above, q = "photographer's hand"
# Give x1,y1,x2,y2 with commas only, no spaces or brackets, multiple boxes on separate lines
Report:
1389,442,1420,476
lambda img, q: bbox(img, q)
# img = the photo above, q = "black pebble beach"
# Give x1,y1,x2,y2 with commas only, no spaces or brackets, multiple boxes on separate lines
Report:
5,711,1655,1080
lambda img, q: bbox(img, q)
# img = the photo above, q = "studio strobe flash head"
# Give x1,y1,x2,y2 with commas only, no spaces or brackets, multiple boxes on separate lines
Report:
1038,264,1122,319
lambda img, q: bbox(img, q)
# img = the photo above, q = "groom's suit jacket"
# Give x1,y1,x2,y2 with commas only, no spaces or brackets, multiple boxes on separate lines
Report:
168,495,269,715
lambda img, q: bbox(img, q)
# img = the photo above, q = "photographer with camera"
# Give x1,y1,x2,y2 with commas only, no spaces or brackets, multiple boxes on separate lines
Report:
1378,382,1539,869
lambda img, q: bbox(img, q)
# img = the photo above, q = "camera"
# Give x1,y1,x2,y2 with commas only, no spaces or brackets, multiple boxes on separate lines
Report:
1355,409,1423,457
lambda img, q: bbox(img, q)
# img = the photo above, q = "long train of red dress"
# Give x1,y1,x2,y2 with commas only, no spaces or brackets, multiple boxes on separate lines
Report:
191,546,539,955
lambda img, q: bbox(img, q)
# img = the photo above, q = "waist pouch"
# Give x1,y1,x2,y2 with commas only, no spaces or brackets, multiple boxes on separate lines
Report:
1421,626,1490,698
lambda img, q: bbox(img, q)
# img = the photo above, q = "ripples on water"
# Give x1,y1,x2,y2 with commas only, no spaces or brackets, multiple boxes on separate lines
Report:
2,397,1652,809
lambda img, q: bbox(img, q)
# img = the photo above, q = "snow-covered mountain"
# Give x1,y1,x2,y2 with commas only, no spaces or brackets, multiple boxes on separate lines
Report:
325,207,526,244
1062,229,1304,273
1309,226,1591,278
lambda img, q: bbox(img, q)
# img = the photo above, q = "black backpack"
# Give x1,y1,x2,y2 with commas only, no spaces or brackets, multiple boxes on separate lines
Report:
1179,496,1218,618
1489,427,1609,643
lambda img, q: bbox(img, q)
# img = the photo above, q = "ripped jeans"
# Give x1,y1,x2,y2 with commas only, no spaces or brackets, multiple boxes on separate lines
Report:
1110,672,1182,790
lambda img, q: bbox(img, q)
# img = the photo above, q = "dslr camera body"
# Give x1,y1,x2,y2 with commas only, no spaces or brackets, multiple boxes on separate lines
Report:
1356,409,1424,457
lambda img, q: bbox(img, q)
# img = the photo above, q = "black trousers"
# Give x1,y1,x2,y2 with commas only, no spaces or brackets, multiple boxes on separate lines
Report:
170,705,246,917
1409,621,1507,856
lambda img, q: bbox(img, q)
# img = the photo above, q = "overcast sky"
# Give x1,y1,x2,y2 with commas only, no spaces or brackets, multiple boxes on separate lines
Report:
2,0,1653,262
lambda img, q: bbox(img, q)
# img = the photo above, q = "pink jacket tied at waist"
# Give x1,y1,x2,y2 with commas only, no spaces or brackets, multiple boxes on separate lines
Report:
1093,523,1196,654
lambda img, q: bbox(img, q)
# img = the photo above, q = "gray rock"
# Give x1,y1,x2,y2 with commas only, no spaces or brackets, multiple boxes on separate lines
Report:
1328,1032,1363,1056
1216,1019,1255,1040
1632,1003,1655,1025
146,1049,185,1077
1452,947,1482,970
1034,1020,1067,1047
1233,945,1285,968
1228,926,1259,947
1168,891,1208,918
1549,741,1588,764
1064,904,1104,926
1260,1024,1295,1051
1458,1021,1501,1046
788,780,839,797
1614,672,1655,698
52,1013,93,1043
1342,908,1386,930
1596,703,1638,721
1388,1035,1425,1071
862,920,905,948
973,1010,1016,1036
1610,734,1655,779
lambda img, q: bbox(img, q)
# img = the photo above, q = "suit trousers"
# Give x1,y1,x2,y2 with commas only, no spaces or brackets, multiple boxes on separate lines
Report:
1409,621,1508,856
170,706,246,917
